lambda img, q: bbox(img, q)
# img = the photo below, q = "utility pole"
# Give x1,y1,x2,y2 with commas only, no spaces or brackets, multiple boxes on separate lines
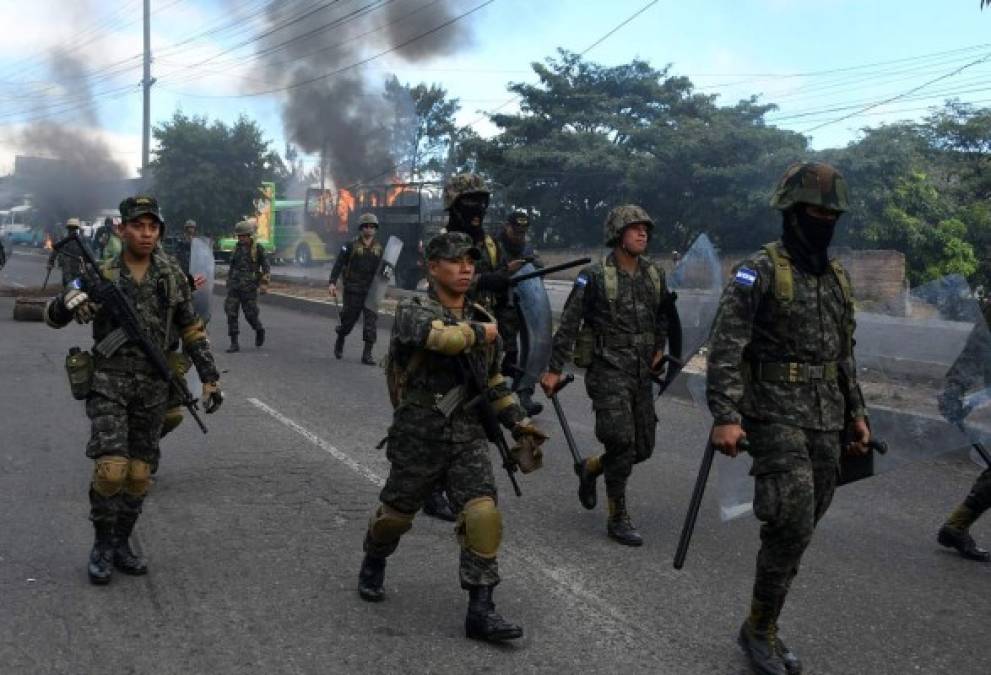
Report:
141,0,153,173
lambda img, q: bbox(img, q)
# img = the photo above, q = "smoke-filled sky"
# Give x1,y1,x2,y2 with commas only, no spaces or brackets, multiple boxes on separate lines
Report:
0,0,990,177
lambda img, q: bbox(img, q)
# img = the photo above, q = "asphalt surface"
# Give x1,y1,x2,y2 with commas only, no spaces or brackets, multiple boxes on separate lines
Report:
1,248,990,674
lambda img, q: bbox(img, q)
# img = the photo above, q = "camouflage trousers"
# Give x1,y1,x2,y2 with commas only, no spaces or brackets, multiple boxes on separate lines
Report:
225,287,263,337
337,290,377,344
964,467,991,516
744,419,841,623
585,361,656,499
85,366,168,525
367,434,500,588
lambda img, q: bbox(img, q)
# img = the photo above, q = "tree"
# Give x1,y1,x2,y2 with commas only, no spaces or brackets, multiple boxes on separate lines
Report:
384,77,460,180
150,112,281,237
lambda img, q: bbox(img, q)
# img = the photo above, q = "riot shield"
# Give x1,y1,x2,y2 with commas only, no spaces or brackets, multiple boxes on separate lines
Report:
190,236,215,323
365,236,403,313
511,262,553,392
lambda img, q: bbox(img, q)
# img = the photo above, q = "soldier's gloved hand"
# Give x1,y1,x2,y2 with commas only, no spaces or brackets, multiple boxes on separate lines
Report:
202,381,224,413
511,418,549,474
63,288,99,324
938,387,966,423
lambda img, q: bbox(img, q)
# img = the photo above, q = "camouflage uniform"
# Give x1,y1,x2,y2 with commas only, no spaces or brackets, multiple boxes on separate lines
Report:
47,223,84,287
174,237,192,275
494,224,539,382
706,163,866,668
45,197,219,582
224,232,270,343
330,234,382,346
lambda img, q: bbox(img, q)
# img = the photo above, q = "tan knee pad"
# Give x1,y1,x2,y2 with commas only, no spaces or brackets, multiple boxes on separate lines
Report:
367,504,415,545
124,459,153,497
160,407,184,439
457,496,502,559
92,456,129,497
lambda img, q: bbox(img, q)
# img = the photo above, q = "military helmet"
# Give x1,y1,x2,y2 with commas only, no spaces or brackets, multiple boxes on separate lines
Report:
604,205,653,247
358,212,379,227
65,218,80,229
443,173,490,210
770,162,849,213
234,219,255,236
184,219,196,230
507,210,529,228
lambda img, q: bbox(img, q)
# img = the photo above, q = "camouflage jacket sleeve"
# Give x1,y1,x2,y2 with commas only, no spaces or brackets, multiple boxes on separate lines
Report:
171,266,220,383
329,243,350,284
705,260,765,426
549,267,593,373
257,245,271,283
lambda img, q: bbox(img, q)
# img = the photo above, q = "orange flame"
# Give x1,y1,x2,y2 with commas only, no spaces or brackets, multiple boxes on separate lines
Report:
386,182,404,206
43,234,53,250
336,189,355,233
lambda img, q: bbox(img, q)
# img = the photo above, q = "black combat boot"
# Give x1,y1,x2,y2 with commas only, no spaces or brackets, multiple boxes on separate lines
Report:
422,488,456,522
465,585,523,642
255,328,266,347
575,457,599,510
113,508,148,575
358,554,386,602
738,620,788,675
606,496,643,546
774,633,803,674
334,331,345,359
938,525,991,562
88,521,115,585
361,342,375,365
226,335,240,353
518,388,543,417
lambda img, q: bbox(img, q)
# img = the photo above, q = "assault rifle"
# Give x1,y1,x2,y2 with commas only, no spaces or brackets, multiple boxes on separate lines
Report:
458,351,523,497
54,231,208,433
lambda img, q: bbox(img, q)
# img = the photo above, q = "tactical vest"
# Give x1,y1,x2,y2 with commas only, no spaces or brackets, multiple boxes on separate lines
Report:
344,238,383,283
761,241,855,355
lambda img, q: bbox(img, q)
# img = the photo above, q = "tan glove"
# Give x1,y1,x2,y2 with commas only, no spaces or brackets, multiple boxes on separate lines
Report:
511,418,549,474
64,288,99,324
202,381,223,414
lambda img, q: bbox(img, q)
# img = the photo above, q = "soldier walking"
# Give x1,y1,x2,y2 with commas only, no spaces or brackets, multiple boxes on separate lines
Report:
357,231,547,642
706,162,870,675
224,219,270,353
329,212,383,365
540,206,673,546
46,217,84,287
174,219,197,275
43,195,223,584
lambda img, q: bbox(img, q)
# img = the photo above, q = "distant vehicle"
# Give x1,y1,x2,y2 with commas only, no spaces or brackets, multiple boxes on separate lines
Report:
0,205,43,247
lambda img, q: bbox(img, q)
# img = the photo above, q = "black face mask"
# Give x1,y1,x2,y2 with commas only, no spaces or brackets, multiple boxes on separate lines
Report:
782,209,839,275
448,195,489,239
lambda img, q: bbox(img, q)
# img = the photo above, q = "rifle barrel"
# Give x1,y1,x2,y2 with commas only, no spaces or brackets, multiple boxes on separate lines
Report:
511,257,591,285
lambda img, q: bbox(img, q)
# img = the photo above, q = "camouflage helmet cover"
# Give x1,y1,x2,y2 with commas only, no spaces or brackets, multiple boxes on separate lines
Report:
358,212,379,226
770,162,849,213
234,219,256,236
604,204,654,247
443,173,490,210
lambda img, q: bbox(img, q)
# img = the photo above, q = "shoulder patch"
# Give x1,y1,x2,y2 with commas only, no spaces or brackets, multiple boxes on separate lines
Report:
574,273,588,288
734,267,758,287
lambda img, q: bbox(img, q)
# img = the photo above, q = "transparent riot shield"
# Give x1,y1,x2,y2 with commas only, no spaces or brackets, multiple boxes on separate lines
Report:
365,236,403,313
512,262,553,392
190,236,215,323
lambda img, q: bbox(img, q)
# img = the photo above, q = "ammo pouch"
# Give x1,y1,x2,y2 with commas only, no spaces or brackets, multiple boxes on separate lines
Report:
65,347,94,400
574,326,595,368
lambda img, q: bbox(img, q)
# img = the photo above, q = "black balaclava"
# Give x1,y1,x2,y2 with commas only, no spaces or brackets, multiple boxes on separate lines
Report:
447,194,489,244
782,207,839,275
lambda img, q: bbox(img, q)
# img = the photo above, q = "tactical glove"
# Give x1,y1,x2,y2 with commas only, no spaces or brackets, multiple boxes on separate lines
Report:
63,288,99,324
511,418,549,474
203,381,224,413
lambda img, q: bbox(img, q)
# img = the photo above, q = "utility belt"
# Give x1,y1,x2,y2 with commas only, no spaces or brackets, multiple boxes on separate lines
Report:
94,353,160,375
403,385,466,418
597,332,655,349
750,360,838,383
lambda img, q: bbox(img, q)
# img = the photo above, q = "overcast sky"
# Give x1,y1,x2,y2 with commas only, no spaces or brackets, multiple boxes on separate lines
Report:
1,0,989,177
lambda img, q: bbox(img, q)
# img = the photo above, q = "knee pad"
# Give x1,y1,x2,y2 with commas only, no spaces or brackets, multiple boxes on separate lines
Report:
92,456,129,497
160,407,184,438
124,459,153,497
457,496,502,559
367,504,414,545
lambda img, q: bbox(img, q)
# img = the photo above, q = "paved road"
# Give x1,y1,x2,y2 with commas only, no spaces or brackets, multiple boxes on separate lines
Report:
1,250,990,674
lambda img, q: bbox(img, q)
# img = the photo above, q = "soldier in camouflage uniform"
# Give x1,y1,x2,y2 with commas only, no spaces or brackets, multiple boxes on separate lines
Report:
329,212,383,365
706,162,871,675
224,219,270,353
44,195,223,585
174,219,197,275
357,231,547,643
540,205,673,547
46,217,84,287
936,303,991,562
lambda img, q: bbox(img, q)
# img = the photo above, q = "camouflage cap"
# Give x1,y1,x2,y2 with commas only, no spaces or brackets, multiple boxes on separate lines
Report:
443,173,490,210
65,217,80,229
770,162,849,213
234,219,256,236
119,195,163,224
604,204,653,246
425,231,481,261
358,212,379,226
507,210,529,228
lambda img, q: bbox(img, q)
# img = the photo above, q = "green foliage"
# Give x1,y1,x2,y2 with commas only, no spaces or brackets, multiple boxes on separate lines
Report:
384,77,460,179
150,112,280,237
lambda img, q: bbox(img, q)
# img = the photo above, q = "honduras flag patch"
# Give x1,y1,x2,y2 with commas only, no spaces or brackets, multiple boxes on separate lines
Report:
734,267,757,287
574,273,588,288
